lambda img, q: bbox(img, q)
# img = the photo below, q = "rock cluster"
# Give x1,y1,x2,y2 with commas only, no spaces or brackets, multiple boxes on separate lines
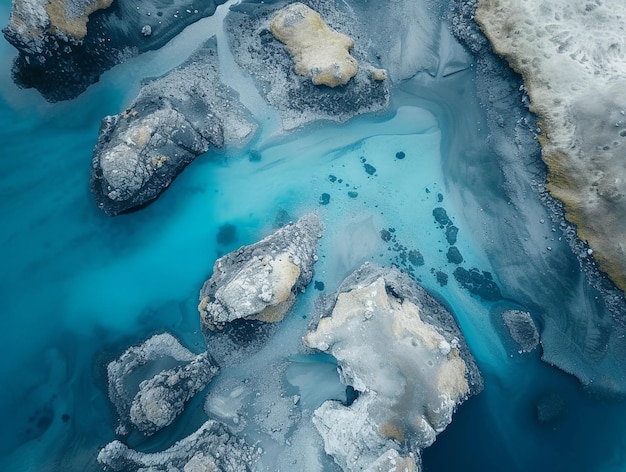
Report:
305,263,482,471
199,213,323,330
91,37,256,216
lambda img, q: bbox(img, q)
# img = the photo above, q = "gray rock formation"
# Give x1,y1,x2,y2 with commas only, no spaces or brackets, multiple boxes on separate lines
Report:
225,0,389,130
304,263,482,471
97,419,259,471
91,37,257,216
130,352,219,435
107,333,217,436
502,309,539,353
198,213,323,331
3,0,226,101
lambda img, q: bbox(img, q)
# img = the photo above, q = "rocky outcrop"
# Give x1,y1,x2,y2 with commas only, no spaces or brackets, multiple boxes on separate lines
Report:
304,263,482,471
106,333,217,436
225,0,389,129
3,0,226,101
502,309,539,353
91,37,257,216
98,419,259,471
130,352,218,435
269,3,358,88
474,0,626,292
198,213,323,331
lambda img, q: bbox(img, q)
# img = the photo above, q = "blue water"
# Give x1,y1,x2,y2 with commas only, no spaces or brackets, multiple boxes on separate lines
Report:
2,1,626,471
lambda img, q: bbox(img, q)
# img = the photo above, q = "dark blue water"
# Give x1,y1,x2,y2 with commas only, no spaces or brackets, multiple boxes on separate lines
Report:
2,1,626,471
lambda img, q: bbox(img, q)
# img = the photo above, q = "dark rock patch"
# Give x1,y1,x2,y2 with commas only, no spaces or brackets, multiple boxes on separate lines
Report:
408,250,424,267
434,270,448,286
535,392,567,425
446,246,463,264
319,193,331,205
249,150,262,162
217,224,237,246
395,151,406,160
453,267,502,301
364,163,377,176
433,207,451,227
445,225,459,245
348,191,358,198
314,280,325,291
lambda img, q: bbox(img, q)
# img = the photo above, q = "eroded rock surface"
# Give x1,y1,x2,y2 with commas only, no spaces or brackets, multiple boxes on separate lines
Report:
97,419,259,471
107,333,217,436
91,37,256,216
270,2,358,87
199,213,323,331
3,0,226,101
130,352,218,435
305,263,482,471
502,309,539,353
226,0,389,129
475,0,626,292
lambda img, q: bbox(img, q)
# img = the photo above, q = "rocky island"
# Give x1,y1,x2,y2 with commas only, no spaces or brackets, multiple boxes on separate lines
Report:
198,213,323,331
90,37,256,216
3,0,226,100
305,263,482,471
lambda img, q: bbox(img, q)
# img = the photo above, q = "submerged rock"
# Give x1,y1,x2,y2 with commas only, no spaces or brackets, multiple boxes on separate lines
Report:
98,419,259,471
270,2,358,87
501,309,539,353
198,213,323,331
225,0,389,129
304,263,482,471
91,37,256,216
3,0,226,101
107,333,216,436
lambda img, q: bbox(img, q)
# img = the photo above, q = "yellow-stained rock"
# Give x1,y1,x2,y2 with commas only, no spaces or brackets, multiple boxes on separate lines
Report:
270,3,358,87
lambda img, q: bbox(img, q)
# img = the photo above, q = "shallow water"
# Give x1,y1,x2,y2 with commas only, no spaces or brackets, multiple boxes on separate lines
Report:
2,0,626,471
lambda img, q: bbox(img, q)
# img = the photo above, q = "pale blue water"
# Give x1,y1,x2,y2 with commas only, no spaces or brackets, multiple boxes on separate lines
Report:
2,1,626,471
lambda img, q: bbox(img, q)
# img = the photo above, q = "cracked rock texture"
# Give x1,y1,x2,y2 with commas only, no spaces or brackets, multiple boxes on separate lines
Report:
91,37,256,216
198,213,323,331
305,263,482,471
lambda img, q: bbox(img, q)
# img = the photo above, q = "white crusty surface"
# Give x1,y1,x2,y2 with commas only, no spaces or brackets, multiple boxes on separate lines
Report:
476,0,626,290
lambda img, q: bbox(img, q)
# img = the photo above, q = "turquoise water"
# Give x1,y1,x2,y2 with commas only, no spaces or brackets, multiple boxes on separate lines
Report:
2,1,626,471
